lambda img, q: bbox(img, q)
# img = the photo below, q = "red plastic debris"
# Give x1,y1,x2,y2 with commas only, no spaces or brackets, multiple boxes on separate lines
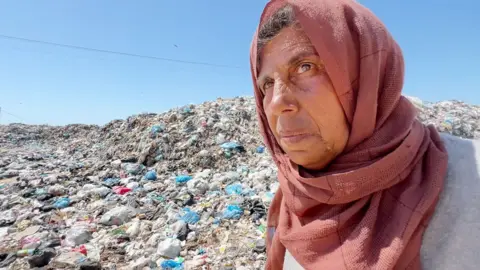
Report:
72,245,87,255
112,186,132,195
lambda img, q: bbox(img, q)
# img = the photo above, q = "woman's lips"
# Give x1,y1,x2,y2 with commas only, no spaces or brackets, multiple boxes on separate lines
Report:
279,133,314,144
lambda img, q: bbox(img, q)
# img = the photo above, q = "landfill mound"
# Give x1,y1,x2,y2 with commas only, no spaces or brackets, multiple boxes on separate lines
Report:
0,96,479,270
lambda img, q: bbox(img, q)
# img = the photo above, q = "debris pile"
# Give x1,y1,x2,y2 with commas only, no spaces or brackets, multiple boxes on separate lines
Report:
0,96,478,269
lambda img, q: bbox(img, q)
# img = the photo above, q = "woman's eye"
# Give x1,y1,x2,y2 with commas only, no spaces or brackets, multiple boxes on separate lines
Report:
296,63,313,74
263,81,274,91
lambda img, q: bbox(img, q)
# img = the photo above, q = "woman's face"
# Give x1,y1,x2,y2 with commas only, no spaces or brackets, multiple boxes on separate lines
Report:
257,26,349,170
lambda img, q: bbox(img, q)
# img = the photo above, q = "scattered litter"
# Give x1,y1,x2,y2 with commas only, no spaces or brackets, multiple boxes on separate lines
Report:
145,170,157,181
64,227,93,247
54,197,71,209
180,208,200,225
112,186,132,195
223,205,244,220
151,124,165,134
0,96,472,268
103,178,120,187
175,175,192,184
161,259,184,270
157,238,182,259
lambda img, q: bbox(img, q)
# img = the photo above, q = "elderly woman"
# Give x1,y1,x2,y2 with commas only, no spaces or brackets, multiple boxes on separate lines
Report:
250,1,480,269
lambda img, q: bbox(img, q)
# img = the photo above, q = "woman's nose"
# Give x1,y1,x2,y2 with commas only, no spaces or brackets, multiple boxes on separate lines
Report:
269,77,299,116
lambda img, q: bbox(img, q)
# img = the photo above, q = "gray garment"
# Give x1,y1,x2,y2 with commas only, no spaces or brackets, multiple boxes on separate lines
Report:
421,133,480,269
284,133,480,269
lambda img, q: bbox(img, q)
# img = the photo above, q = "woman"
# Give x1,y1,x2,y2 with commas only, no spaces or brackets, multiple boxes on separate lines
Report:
250,1,480,269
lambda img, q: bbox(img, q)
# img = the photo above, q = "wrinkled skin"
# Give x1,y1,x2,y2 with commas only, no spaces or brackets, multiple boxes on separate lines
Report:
257,26,349,170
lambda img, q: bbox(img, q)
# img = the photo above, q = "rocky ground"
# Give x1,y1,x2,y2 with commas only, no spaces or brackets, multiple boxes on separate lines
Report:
0,96,478,270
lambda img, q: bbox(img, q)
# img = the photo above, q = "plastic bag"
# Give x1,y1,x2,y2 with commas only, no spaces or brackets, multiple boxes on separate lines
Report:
220,142,245,152
151,124,165,134
144,171,157,181
63,227,92,247
112,186,132,195
161,260,183,270
225,183,243,195
103,178,120,187
180,208,200,225
175,175,192,184
54,197,71,209
222,205,243,220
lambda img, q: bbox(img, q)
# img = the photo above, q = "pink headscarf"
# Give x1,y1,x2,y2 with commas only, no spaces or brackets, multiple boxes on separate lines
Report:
250,1,448,269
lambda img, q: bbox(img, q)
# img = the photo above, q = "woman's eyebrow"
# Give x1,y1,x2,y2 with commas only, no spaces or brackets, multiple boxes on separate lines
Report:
286,48,317,67
256,47,317,87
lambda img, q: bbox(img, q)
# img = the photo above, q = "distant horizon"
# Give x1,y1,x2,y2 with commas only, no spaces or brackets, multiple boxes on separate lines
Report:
1,94,476,128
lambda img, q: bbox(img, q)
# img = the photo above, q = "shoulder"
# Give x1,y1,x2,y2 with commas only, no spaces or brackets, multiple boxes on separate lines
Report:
440,133,480,183
441,133,480,164
421,133,480,269
439,133,480,194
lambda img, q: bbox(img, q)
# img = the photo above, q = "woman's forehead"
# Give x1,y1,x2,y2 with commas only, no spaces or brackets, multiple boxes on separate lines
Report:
258,27,317,76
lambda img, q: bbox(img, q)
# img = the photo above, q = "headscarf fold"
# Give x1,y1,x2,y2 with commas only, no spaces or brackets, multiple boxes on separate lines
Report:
249,0,448,269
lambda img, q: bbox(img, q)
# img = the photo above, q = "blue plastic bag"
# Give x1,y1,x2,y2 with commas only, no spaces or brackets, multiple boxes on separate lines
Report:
220,142,245,153
151,124,165,134
145,171,157,181
220,142,241,150
103,178,120,187
181,208,200,224
225,183,243,195
175,175,192,184
182,106,192,114
161,260,183,270
256,146,265,153
54,197,71,209
222,205,243,220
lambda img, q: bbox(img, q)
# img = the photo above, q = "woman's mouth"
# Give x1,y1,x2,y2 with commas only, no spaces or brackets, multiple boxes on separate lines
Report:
279,133,314,144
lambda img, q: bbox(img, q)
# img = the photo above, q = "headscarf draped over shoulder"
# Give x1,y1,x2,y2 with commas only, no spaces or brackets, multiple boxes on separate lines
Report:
250,0,448,269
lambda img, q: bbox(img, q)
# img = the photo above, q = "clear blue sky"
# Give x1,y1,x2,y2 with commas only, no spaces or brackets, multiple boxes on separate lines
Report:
0,0,478,125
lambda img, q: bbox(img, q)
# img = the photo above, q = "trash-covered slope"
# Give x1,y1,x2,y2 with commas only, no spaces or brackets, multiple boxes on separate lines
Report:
0,96,478,270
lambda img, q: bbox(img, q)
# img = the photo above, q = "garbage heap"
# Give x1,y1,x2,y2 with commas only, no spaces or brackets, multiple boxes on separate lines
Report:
0,96,478,270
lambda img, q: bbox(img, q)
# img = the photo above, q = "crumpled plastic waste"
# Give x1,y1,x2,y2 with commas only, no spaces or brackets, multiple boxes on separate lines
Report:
161,259,184,270
112,186,132,195
225,183,243,195
256,146,265,153
103,178,120,187
144,171,157,181
180,208,200,225
54,197,71,209
151,124,165,134
220,142,246,157
71,245,88,255
222,205,244,220
0,95,473,269
175,175,192,184
64,227,93,247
